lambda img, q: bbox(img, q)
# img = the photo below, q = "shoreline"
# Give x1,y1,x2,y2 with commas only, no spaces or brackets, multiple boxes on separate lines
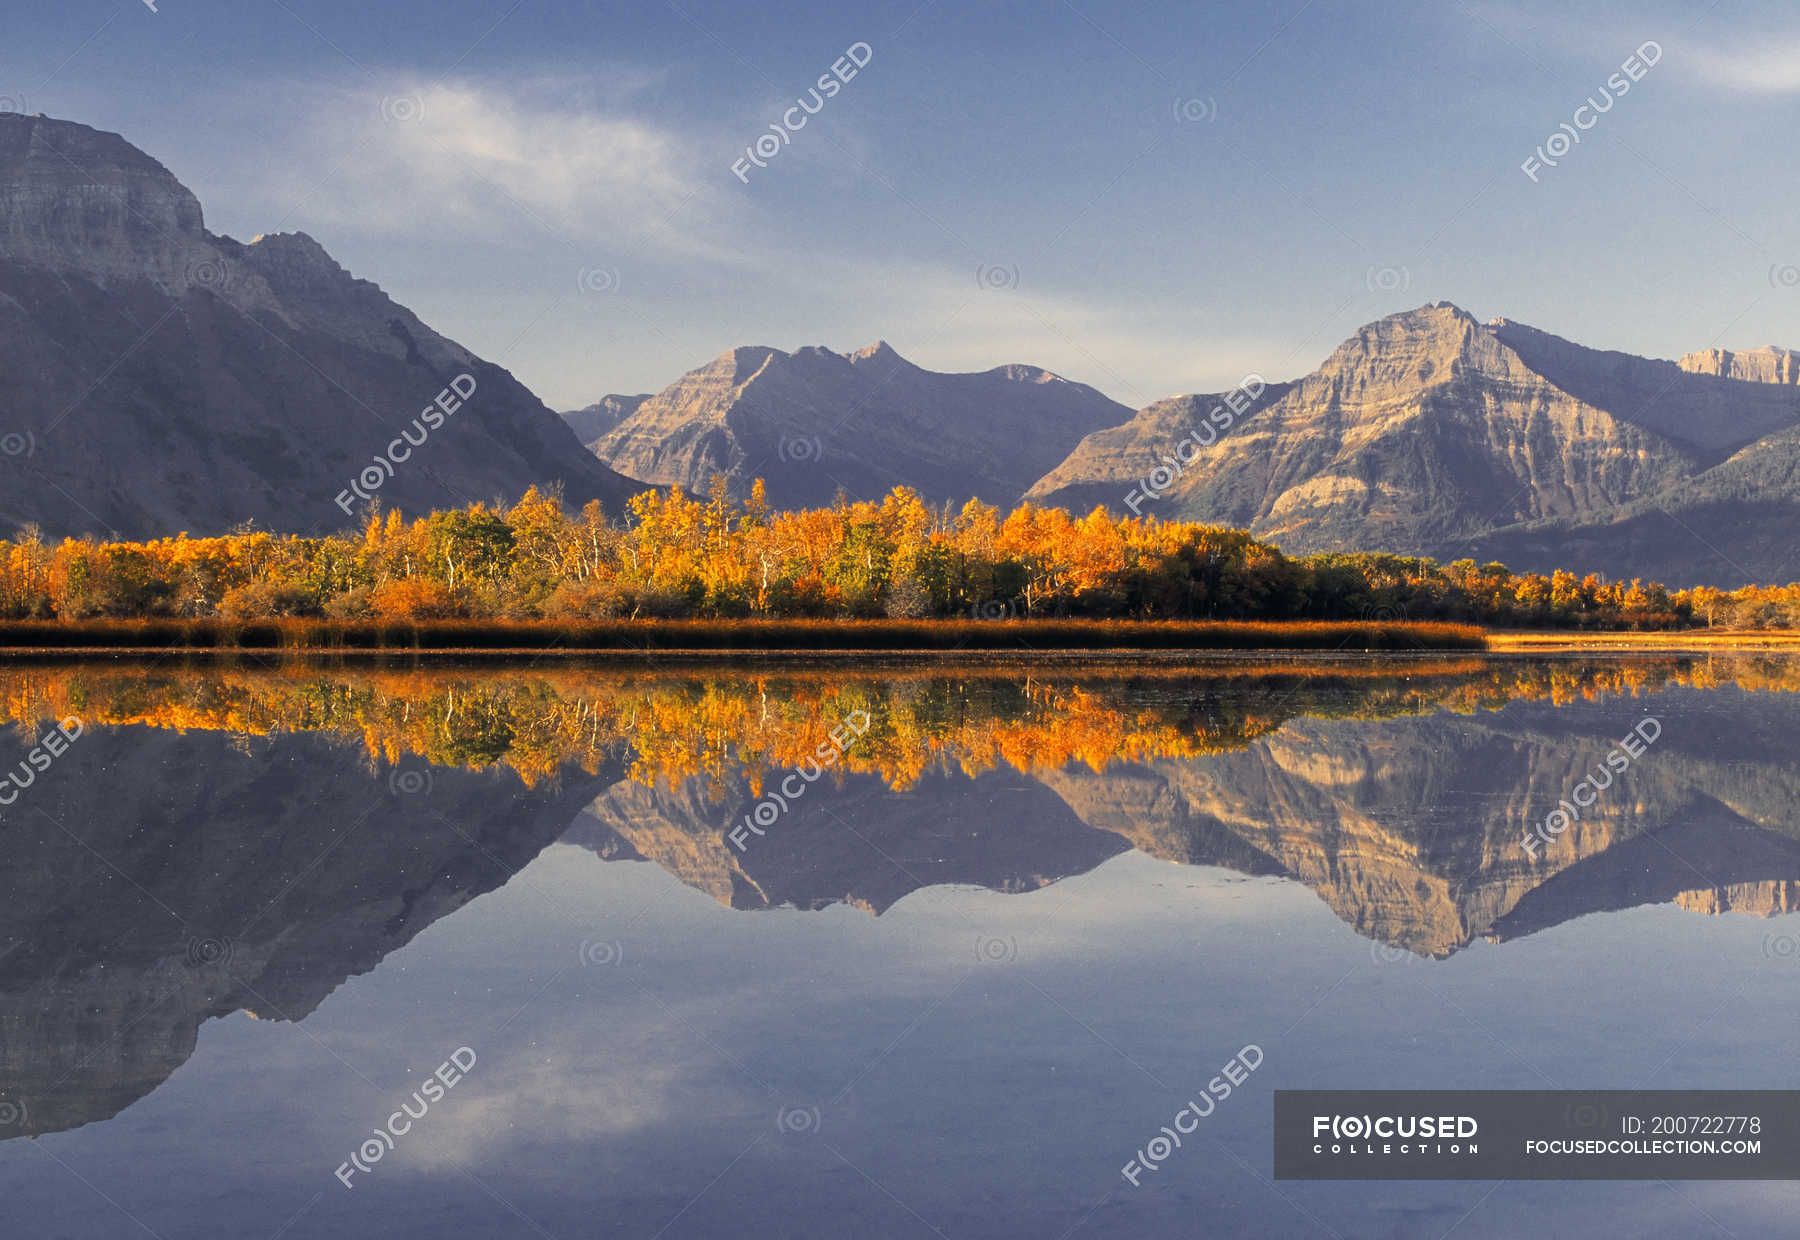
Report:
0,618,1485,655
3,623,1796,660
0,646,1492,666
1486,630,1800,651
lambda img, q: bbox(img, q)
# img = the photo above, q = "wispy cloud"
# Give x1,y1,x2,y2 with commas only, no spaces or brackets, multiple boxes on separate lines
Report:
1681,40,1800,93
376,81,693,230
215,73,1304,404
1464,2,1800,95
249,74,718,256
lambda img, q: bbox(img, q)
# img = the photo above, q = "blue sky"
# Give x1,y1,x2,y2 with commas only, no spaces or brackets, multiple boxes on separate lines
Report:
4,0,1798,409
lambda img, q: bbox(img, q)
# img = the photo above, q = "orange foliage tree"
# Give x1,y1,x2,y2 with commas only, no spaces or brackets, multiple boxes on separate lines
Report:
0,480,1775,629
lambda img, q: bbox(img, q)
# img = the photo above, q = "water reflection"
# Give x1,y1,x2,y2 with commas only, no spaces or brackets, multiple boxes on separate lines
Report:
1,655,1798,1236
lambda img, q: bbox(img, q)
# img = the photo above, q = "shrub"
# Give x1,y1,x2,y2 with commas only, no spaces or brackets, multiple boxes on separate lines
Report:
368,578,457,620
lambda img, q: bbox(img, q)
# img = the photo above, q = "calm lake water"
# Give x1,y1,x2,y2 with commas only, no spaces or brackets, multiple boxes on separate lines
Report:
1,654,1797,1238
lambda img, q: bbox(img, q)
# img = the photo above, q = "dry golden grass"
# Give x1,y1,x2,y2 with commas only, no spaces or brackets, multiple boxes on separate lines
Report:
0,617,1486,653
1488,629,1800,650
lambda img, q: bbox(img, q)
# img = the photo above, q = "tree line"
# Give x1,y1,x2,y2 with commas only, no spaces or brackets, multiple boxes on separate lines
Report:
0,482,1787,628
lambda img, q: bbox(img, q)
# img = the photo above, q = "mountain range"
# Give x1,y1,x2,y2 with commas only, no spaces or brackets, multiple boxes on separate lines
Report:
576,304,1800,585
577,341,1132,510
6,113,1800,585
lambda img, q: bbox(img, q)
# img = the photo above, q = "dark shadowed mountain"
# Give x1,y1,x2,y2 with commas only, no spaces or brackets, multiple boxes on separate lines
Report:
0,724,617,1139
576,765,1130,913
0,113,647,538
584,340,1134,510
1026,303,1800,585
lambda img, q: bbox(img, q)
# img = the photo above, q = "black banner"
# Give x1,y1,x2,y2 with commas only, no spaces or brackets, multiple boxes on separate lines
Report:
1274,1090,1800,1180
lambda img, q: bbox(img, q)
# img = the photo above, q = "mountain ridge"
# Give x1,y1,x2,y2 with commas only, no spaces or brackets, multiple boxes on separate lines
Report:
562,393,651,449
591,303,1800,589
0,112,648,538
584,337,1134,510
1021,302,1800,585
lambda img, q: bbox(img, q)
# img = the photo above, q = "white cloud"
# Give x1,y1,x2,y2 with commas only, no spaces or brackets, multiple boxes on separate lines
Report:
381,82,692,229
1464,3,1800,95
402,1047,688,1169
1682,40,1800,93
205,74,1295,406
249,75,720,258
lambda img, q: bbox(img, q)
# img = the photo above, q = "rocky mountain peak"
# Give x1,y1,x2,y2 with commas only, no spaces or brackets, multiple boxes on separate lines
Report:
1341,301,1481,350
988,362,1066,385
849,339,901,364
1314,301,1500,391
244,230,344,276
0,113,209,289
715,344,783,384
589,338,1133,509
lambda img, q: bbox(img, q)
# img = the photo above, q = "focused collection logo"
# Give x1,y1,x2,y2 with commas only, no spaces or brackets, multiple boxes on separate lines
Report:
1310,1112,1479,1156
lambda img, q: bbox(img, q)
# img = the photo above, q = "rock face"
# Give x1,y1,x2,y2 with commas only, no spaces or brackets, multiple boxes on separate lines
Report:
1024,384,1293,514
562,394,651,450
0,113,648,538
1679,346,1800,385
1028,304,1800,584
586,341,1133,509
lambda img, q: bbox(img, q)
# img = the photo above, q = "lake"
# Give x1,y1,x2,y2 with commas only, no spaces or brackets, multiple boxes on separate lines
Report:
1,654,1797,1238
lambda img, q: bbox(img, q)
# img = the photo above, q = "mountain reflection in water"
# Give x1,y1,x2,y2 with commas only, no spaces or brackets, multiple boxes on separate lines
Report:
0,654,1796,1171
